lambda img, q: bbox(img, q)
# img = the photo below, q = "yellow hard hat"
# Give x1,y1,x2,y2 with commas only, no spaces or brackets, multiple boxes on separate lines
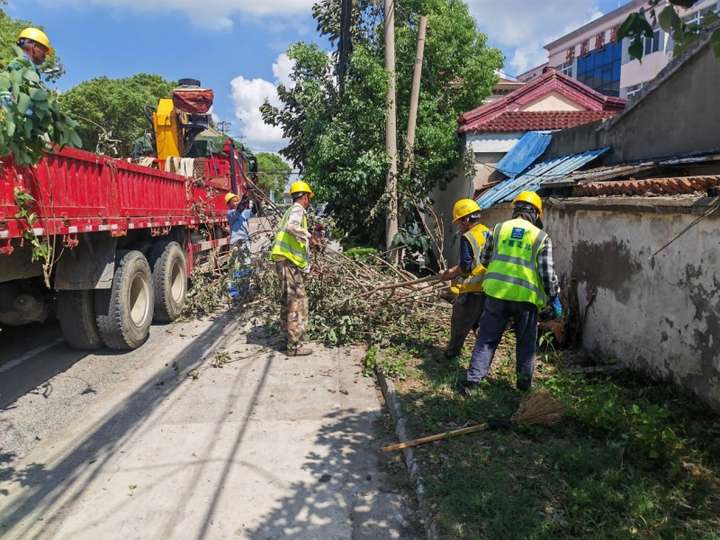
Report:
224,192,238,204
452,198,481,222
289,180,314,198
512,191,543,217
18,28,52,54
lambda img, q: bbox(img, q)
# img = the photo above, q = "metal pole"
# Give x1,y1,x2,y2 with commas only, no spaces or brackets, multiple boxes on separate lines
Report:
384,0,399,260
404,15,427,172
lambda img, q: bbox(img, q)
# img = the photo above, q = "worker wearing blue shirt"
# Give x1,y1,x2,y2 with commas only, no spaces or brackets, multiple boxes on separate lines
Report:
225,192,256,299
439,199,490,359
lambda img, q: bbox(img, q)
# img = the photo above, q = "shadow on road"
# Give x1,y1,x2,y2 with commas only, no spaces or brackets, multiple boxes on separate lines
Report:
245,408,417,539
0,310,242,537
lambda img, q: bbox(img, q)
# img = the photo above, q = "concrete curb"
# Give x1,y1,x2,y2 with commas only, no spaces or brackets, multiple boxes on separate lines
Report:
375,367,439,540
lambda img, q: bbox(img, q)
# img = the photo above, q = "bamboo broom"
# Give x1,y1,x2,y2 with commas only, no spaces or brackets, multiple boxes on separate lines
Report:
382,390,565,453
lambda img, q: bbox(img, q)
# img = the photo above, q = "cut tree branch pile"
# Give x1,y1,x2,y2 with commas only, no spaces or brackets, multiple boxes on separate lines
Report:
182,179,452,346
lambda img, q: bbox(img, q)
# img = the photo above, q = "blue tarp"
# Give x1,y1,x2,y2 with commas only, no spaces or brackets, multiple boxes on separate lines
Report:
495,131,553,179
477,147,610,209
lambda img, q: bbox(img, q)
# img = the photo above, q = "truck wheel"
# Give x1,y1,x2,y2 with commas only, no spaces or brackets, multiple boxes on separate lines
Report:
151,241,187,322
95,250,154,350
57,290,103,349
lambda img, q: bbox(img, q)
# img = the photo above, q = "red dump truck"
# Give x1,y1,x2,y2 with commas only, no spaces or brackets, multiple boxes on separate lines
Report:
0,80,250,350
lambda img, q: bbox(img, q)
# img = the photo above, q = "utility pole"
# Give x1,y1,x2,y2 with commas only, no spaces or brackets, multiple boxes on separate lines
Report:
384,0,399,260
338,0,353,94
404,15,427,172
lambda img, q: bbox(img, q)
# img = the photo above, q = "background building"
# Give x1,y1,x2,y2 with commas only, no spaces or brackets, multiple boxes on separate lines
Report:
523,0,720,98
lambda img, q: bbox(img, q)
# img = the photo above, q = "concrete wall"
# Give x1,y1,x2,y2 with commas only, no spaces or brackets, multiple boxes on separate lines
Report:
545,42,720,163
477,197,720,411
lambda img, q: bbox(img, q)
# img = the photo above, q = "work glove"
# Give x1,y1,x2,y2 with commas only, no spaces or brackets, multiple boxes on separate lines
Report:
551,296,563,319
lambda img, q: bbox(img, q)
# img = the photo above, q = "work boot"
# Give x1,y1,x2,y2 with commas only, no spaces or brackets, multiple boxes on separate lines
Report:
286,345,313,357
516,375,533,392
457,380,481,397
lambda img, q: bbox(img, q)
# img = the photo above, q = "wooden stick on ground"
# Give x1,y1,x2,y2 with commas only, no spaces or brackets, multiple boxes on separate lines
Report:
361,274,440,297
383,423,490,452
382,390,565,453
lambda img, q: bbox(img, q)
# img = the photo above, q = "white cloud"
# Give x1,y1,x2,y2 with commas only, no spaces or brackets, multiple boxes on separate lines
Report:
466,0,604,74
34,0,315,30
272,53,296,88
230,53,296,152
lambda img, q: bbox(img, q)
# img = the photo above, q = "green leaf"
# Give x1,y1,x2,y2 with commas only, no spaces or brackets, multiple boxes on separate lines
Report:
29,88,49,102
22,70,40,84
6,117,15,137
628,37,645,63
0,73,10,91
658,6,682,33
16,92,31,114
668,0,697,7
68,130,82,148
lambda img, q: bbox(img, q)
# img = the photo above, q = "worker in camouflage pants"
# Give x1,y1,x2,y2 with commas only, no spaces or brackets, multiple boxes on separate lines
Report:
277,258,309,350
270,181,318,356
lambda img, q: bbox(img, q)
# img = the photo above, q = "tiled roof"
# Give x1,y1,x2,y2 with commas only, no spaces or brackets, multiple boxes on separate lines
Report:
575,175,720,197
474,110,616,133
459,68,625,134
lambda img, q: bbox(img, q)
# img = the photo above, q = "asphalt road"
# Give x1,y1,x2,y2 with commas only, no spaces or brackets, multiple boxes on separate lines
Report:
0,314,418,539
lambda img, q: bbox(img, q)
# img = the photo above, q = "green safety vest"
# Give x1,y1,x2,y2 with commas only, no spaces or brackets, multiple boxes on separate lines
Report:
482,218,548,309
458,223,489,294
270,205,309,269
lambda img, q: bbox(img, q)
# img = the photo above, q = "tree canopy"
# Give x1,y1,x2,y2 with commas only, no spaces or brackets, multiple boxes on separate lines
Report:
0,5,63,82
59,74,175,156
262,0,502,246
255,152,292,196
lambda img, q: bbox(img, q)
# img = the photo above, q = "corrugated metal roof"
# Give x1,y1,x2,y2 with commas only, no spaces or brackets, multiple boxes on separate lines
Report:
542,151,720,187
495,131,552,178
477,147,609,209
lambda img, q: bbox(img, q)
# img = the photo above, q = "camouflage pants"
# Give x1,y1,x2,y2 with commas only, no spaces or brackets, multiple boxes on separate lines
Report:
276,259,308,348
228,241,251,297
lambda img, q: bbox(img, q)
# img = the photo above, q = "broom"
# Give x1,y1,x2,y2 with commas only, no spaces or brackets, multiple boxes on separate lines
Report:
382,390,565,453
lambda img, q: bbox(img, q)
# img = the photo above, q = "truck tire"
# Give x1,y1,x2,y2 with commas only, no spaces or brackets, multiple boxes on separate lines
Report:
151,241,187,322
57,290,103,350
95,250,154,350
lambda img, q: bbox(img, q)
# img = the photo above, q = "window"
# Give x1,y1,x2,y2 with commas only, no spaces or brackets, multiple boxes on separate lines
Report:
643,29,663,55
576,40,622,97
625,82,646,99
683,5,717,27
558,60,574,77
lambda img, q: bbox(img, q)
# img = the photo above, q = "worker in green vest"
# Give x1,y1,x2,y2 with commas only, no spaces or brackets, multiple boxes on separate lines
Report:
458,191,562,395
270,180,319,356
439,198,489,359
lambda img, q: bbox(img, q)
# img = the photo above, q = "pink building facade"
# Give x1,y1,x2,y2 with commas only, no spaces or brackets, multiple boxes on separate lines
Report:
522,0,720,99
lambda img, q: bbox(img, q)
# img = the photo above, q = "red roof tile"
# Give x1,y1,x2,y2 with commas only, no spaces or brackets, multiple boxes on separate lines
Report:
575,175,720,197
458,68,625,134
474,110,617,133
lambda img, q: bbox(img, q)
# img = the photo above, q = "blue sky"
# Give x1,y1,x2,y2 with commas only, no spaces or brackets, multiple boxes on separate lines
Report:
7,0,624,152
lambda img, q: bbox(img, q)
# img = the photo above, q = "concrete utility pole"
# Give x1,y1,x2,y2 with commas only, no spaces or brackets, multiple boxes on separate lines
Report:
384,0,399,259
404,15,427,172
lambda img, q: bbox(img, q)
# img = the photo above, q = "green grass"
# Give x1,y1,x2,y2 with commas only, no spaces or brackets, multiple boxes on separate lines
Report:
384,329,720,539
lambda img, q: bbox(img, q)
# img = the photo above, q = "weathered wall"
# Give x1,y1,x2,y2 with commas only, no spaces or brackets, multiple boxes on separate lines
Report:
545,42,720,163
476,197,720,411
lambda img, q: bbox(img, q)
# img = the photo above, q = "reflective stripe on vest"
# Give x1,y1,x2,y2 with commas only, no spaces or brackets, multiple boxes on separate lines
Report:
270,205,308,269
458,223,489,294
482,218,548,308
